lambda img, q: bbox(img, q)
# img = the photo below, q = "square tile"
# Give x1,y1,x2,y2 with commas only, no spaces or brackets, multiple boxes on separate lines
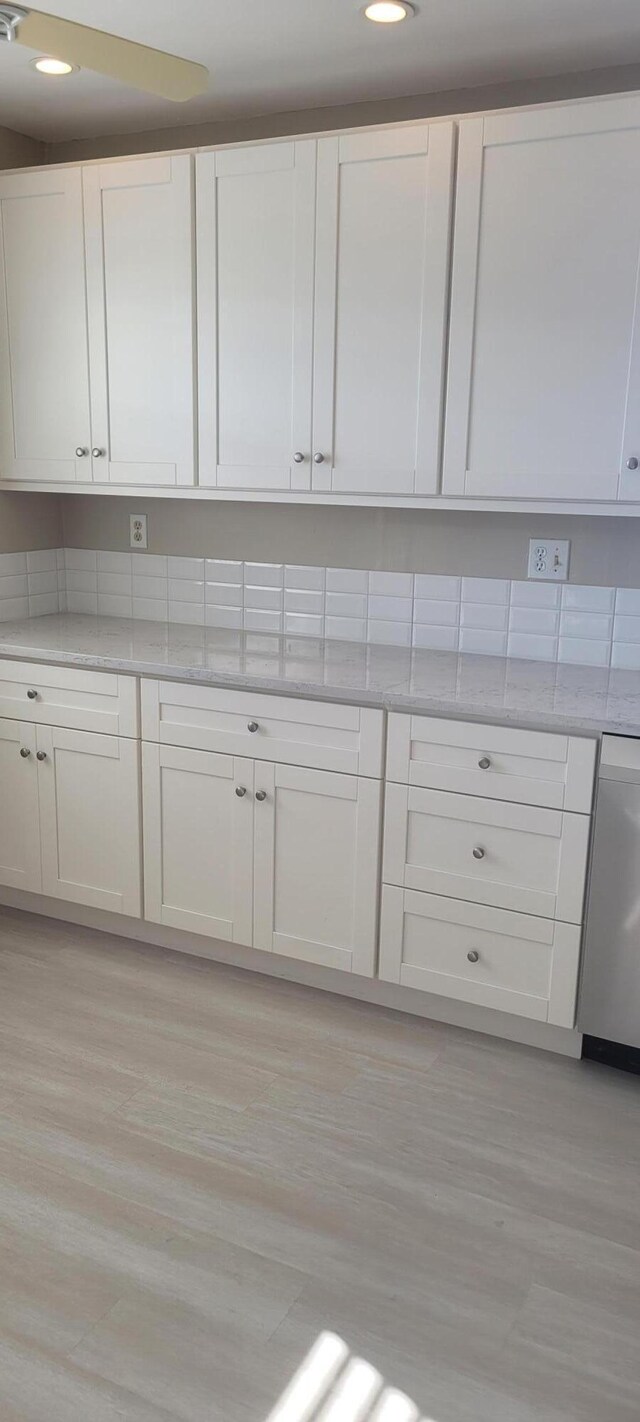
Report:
326,568,368,594
611,642,640,670
98,571,132,596
507,632,558,662
205,605,243,630
132,574,167,600
0,596,29,622
26,549,57,573
558,637,610,667
65,568,98,593
168,579,205,603
559,611,612,640
133,554,168,578
97,593,133,618
284,612,325,638
244,585,283,612
508,606,559,636
66,591,98,615
132,597,169,623
615,588,640,616
459,628,508,656
510,580,561,608
412,624,459,651
28,570,58,596
368,571,413,597
414,574,461,600
284,589,324,615
97,550,132,574
462,577,509,604
205,559,243,583
413,598,459,627
325,615,366,642
243,562,283,588
64,548,97,572
284,565,325,592
561,585,615,613
0,573,28,600
243,609,283,633
460,603,508,631
367,619,412,647
168,556,205,580
205,582,243,608
0,552,27,577
28,592,59,618
613,614,640,644
368,594,413,622
325,592,367,619
168,600,205,626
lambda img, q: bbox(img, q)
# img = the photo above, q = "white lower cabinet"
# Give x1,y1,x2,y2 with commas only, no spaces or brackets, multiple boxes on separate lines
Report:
379,886,581,1026
142,742,381,974
0,718,41,891
36,726,141,916
142,743,254,944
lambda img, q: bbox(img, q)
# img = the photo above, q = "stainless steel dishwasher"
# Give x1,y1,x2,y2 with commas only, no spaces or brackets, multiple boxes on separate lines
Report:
579,735,640,1072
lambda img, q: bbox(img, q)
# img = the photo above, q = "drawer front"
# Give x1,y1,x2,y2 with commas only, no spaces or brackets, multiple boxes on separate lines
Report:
141,680,383,776
387,713,596,812
0,658,138,736
379,884,581,1025
383,784,589,922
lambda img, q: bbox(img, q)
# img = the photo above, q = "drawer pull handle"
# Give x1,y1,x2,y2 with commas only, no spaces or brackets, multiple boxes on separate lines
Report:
467,950,480,964
478,756,491,770
26,688,38,700
235,785,247,798
19,747,30,758
36,751,47,762
255,790,267,802
472,846,485,860
247,721,259,733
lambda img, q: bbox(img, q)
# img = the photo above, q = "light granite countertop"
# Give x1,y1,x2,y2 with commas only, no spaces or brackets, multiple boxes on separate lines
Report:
1,612,639,737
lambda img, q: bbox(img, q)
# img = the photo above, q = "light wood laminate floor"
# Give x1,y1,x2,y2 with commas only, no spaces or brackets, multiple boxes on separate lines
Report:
0,906,638,1422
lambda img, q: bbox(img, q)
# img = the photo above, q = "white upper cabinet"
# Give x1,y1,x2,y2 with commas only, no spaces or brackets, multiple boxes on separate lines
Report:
197,142,316,491
443,96,640,503
83,155,195,486
0,168,91,482
312,124,454,496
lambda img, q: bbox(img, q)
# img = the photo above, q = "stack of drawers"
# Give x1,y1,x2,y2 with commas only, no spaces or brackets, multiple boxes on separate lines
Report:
379,714,597,1025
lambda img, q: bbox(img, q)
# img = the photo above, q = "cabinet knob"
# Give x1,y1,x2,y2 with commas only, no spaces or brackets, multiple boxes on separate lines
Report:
313,453,325,464
92,448,105,458
467,950,480,964
472,846,485,860
478,756,491,770
627,457,639,470
19,747,30,758
26,688,38,700
75,447,89,457
235,785,247,798
255,790,267,802
293,452,305,464
247,721,259,733
36,750,47,762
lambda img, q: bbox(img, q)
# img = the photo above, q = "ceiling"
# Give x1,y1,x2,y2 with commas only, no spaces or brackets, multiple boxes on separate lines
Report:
1,0,640,144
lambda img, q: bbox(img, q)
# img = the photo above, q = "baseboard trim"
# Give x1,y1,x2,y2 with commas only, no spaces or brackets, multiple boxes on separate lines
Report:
0,887,582,1058
582,1034,640,1075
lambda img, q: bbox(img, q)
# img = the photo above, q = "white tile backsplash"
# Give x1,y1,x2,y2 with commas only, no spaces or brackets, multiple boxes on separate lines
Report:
9,549,640,675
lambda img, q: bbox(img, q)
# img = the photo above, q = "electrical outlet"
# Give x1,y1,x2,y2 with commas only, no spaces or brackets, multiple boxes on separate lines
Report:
129,514,148,550
527,538,570,581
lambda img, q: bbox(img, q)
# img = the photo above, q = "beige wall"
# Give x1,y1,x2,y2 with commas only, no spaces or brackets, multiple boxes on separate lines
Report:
60,496,640,588
0,125,45,169
45,62,640,164
0,493,62,553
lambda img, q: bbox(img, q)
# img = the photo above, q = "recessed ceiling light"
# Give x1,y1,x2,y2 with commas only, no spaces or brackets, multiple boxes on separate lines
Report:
32,55,76,76
363,2,415,22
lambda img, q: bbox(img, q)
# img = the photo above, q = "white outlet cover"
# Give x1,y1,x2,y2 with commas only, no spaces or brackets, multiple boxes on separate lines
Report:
129,514,148,550
527,538,570,581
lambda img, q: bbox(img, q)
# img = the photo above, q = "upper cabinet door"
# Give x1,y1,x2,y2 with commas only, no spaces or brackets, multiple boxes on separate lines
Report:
83,155,195,487
312,123,454,497
0,169,91,483
197,143,316,491
443,97,640,503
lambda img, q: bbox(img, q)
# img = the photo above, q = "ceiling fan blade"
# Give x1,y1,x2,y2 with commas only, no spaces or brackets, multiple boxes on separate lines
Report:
16,7,208,101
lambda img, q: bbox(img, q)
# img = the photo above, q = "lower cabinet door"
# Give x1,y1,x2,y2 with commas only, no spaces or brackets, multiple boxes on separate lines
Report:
379,884,581,1025
0,718,41,892
37,725,141,916
252,762,381,975
142,742,254,944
